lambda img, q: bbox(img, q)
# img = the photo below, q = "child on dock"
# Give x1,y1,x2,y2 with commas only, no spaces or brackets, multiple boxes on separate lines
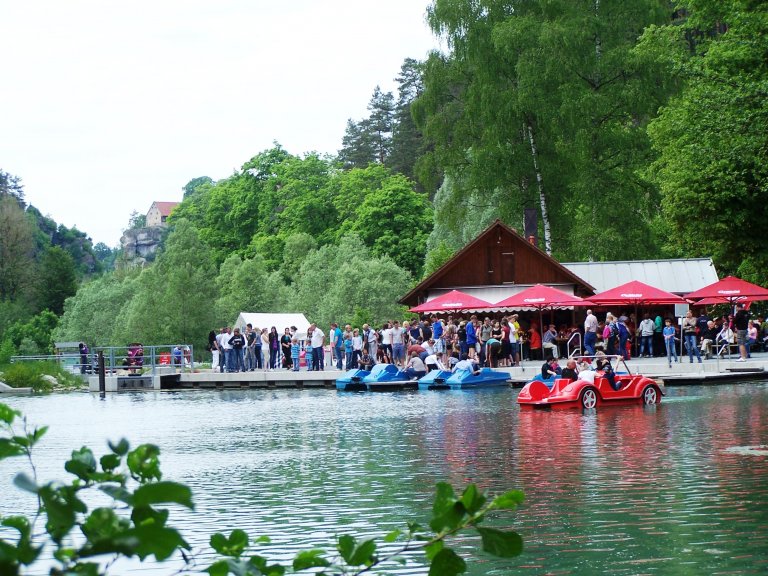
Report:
291,338,300,372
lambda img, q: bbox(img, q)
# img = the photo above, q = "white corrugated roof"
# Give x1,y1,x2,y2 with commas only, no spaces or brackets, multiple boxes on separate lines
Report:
561,258,719,294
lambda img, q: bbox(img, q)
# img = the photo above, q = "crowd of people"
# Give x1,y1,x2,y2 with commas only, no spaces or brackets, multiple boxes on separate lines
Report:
206,304,766,373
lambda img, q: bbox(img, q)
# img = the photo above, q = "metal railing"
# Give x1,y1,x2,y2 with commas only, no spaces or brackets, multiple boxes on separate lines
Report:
94,345,196,374
10,345,196,375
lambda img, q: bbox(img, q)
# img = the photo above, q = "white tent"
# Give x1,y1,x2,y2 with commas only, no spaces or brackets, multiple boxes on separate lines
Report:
234,312,311,340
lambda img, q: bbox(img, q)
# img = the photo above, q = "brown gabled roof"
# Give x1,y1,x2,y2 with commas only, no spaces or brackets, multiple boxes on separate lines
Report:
399,219,595,305
150,201,180,217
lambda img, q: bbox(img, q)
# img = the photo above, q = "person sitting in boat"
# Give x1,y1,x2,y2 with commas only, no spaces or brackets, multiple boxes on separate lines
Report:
454,353,481,375
594,351,610,372
359,349,375,371
424,353,443,372
541,357,561,380
560,359,579,382
404,351,427,380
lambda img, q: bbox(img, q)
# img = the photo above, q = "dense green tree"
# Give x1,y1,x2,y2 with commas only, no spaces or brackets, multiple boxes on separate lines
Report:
367,86,396,164
126,210,147,229
36,246,78,315
280,232,318,283
214,253,277,322
289,234,410,328
337,119,377,169
0,169,25,204
0,194,35,301
182,176,214,198
5,310,59,354
388,58,427,184
416,0,669,260
53,271,140,346
640,0,768,283
350,173,433,276
93,242,117,270
114,220,217,349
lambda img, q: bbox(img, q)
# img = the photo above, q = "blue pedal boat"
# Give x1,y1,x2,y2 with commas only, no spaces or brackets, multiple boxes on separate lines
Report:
442,367,511,389
362,363,417,391
417,370,455,390
335,368,371,392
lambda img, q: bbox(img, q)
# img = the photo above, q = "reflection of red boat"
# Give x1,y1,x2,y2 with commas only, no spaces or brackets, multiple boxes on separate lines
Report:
517,356,664,410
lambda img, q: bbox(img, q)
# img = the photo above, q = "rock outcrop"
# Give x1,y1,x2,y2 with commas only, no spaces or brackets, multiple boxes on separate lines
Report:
120,226,166,266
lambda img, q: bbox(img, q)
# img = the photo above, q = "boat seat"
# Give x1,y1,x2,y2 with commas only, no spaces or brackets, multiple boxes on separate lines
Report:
525,380,551,401
550,378,572,395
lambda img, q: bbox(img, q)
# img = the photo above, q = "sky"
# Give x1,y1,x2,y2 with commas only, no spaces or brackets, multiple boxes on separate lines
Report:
0,0,442,247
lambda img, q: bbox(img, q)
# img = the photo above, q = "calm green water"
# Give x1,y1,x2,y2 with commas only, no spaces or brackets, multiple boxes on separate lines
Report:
2,383,768,574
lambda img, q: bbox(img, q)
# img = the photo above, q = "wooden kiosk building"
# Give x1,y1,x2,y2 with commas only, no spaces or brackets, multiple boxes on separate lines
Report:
400,220,595,309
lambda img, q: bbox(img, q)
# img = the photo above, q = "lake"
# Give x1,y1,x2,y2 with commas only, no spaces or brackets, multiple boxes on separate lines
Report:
2,382,768,574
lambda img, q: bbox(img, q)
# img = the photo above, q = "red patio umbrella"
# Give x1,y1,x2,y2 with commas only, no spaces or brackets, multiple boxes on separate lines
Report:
409,289,493,314
685,275,768,305
586,280,686,307
494,285,588,357
587,280,687,356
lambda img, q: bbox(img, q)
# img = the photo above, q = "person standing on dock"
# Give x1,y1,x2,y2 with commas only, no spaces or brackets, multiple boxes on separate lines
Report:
682,310,702,363
639,314,655,358
663,318,678,368
734,303,750,362
330,323,343,369
310,323,325,370
228,327,246,372
584,310,598,356
291,338,300,371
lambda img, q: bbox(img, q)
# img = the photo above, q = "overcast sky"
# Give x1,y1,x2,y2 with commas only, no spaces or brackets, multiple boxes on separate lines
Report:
0,1,441,247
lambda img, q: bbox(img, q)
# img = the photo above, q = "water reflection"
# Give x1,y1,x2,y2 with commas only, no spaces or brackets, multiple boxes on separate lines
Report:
1,383,767,574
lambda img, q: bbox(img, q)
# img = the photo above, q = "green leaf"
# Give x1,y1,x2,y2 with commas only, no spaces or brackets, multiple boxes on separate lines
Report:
39,484,86,544
293,549,330,571
432,482,456,517
210,529,249,557
131,505,169,528
0,438,26,460
349,539,376,566
383,529,402,543
460,484,486,515
119,525,188,561
127,444,162,483
424,540,444,562
100,453,121,472
31,425,48,444
490,490,525,511
108,438,130,456
337,534,355,563
477,527,523,558
206,559,230,576
81,508,131,543
65,447,98,481
0,403,19,424
428,547,466,576
133,481,194,510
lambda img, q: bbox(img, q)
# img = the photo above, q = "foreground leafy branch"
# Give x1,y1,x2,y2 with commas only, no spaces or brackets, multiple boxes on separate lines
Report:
0,402,524,575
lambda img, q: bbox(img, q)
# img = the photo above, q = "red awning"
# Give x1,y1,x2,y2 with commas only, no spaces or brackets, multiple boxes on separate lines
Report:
494,284,587,310
586,280,686,306
686,276,768,304
409,290,493,313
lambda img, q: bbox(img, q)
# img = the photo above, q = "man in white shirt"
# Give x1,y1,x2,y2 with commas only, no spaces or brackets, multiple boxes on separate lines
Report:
380,322,393,363
390,321,406,366
310,324,325,370
639,314,655,357
584,309,598,356
217,327,232,372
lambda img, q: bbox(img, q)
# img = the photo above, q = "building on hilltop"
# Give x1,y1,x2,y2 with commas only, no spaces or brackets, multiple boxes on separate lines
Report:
146,201,180,227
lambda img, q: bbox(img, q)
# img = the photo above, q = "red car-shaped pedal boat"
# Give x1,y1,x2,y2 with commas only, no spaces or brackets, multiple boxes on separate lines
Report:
517,356,664,410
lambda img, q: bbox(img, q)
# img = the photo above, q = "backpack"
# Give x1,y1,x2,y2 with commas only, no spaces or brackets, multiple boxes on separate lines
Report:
618,323,629,339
